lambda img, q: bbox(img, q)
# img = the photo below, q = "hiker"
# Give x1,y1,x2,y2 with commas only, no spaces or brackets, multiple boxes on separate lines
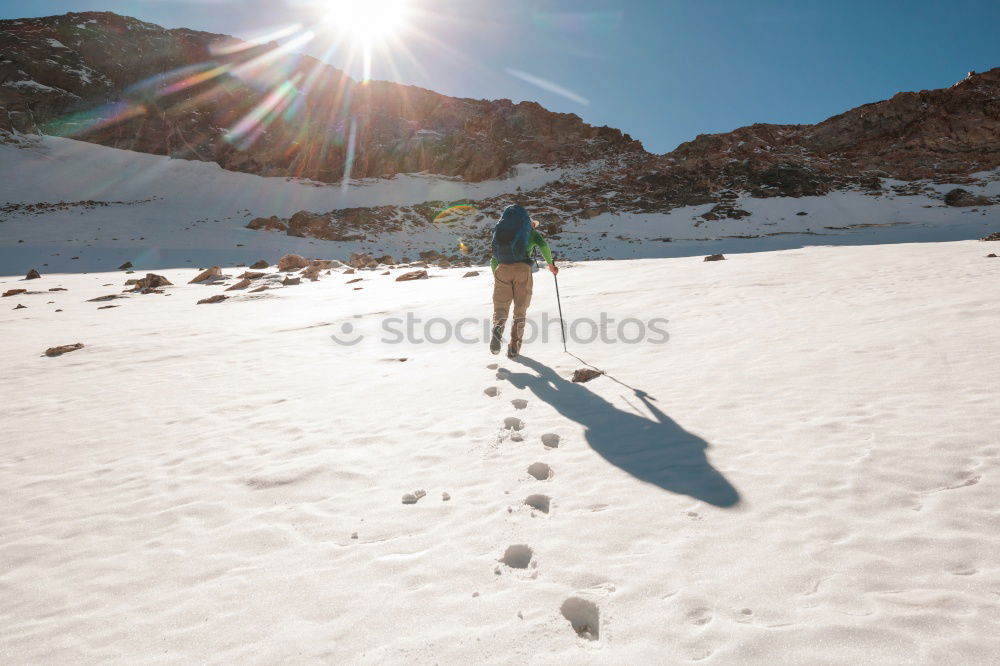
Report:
490,204,558,358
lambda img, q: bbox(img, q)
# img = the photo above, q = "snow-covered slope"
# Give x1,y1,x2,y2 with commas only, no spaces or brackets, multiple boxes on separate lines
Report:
0,135,577,274
2,135,998,276
1,240,998,663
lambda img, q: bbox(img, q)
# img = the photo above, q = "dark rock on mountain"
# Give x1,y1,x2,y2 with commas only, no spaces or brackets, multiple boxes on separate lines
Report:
704,254,726,261
25,269,41,279
982,231,1000,241
197,294,227,304
945,188,993,207
3,288,27,297
247,217,287,232
250,260,269,269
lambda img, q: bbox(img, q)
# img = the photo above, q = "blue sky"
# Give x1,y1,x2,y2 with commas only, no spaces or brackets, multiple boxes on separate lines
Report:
3,0,999,153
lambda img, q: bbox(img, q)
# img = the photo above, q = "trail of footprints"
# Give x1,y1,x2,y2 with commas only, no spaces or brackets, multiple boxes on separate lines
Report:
482,362,601,642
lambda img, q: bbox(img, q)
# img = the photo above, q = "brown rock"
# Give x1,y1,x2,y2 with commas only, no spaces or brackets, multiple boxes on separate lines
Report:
250,260,270,269
249,285,269,292
343,268,356,274
346,277,363,284
238,271,267,280
130,273,172,292
463,271,480,277
118,261,133,270
396,270,428,282
277,254,309,271
302,265,322,281
226,278,252,291
982,232,1000,241
282,276,301,286
945,188,993,207
14,303,26,309
246,216,287,231
704,254,726,262
2,289,27,297
189,266,222,283
197,294,228,304
987,253,997,258
571,368,603,383
25,268,41,280
48,287,67,292
87,294,124,302
45,342,84,357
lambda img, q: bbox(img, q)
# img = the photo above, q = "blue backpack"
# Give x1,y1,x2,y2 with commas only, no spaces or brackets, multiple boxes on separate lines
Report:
492,204,533,264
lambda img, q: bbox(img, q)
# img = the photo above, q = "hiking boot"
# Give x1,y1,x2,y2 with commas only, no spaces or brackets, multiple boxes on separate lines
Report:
490,326,503,355
506,344,520,359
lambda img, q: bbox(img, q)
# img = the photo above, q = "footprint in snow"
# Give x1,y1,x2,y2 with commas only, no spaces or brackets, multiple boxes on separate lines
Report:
527,462,553,480
561,597,600,641
504,417,524,431
484,386,499,397
487,363,498,370
511,398,528,410
524,494,551,514
500,544,534,569
541,433,560,448
401,489,427,504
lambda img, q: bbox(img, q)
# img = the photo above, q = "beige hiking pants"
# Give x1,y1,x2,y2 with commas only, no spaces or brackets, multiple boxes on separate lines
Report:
493,263,533,351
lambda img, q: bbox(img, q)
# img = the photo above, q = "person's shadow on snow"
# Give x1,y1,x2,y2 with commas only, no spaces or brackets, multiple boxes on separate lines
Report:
506,356,740,508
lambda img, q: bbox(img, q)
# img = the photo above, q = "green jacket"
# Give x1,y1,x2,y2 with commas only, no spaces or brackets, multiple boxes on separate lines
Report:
491,230,554,273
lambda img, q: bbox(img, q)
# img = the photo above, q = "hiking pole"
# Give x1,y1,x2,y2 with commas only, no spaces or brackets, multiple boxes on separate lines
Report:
553,269,567,353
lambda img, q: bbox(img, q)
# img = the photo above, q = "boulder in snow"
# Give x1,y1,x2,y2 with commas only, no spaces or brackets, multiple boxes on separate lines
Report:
197,294,228,304
2,289,27,297
130,273,172,292
282,276,301,286
25,268,41,280
982,231,1000,241
396,270,428,282
45,342,84,357
571,368,603,383
945,188,993,207
277,254,309,271
463,271,480,277
246,216,287,231
189,266,221,283
250,260,269,269
704,254,726,262
117,261,133,270
225,278,252,291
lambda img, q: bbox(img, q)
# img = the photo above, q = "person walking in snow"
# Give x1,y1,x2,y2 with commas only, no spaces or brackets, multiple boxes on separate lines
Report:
489,204,558,358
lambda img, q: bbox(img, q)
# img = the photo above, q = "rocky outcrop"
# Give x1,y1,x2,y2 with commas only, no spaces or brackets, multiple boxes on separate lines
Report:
945,188,994,207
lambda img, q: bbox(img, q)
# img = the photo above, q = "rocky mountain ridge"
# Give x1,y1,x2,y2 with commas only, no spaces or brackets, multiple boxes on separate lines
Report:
0,11,642,182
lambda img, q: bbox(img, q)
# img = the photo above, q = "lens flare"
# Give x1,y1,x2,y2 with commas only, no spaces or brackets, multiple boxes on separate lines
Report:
433,204,477,224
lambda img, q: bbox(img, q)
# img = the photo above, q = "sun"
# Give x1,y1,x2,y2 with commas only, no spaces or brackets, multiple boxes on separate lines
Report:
322,0,410,45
